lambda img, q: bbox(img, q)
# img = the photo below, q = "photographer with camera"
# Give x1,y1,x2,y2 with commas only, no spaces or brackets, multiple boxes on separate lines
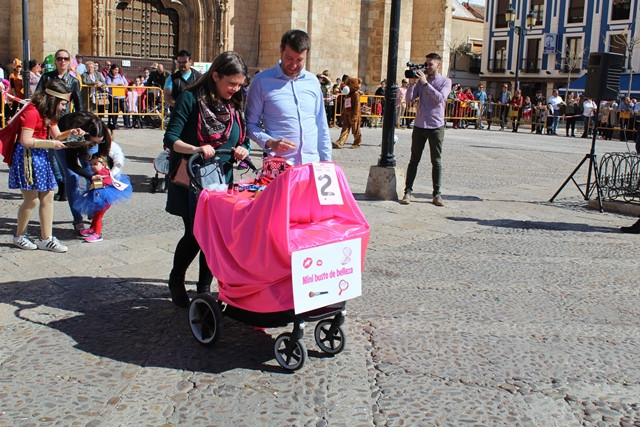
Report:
399,53,451,207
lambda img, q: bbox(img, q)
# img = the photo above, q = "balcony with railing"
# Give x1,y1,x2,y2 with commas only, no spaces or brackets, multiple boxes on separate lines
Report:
560,59,584,73
488,57,507,73
523,57,540,73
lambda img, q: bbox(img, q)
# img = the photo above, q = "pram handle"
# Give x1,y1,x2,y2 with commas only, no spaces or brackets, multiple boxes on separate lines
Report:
187,149,258,180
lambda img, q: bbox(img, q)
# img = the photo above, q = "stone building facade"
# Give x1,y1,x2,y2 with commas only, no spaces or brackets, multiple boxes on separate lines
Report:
1,0,454,93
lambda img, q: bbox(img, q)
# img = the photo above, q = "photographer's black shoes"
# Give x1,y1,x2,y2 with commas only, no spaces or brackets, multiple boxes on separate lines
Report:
620,218,640,234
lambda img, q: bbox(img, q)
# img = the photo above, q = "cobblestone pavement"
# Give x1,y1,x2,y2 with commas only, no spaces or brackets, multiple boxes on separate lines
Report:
1,125,639,426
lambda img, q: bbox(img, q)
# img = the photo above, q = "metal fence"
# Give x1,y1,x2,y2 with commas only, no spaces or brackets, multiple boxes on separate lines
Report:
80,83,166,129
0,92,5,128
598,152,640,202
330,96,640,138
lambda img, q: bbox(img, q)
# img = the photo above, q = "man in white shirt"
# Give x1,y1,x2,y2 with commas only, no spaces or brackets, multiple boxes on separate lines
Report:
547,89,564,135
581,97,597,138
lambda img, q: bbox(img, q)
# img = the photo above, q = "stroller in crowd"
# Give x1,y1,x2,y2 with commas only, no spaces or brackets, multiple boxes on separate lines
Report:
185,151,370,370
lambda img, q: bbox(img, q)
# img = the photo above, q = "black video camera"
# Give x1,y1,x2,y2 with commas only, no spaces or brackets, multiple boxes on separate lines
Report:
405,62,426,79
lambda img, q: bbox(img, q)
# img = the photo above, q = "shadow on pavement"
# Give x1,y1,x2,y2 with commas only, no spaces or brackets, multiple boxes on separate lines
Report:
0,191,22,201
0,276,287,373
125,173,156,193
445,195,483,202
125,154,155,165
447,216,619,233
353,193,483,202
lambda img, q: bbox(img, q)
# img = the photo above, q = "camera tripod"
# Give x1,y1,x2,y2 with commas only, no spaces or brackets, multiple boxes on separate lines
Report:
549,102,603,212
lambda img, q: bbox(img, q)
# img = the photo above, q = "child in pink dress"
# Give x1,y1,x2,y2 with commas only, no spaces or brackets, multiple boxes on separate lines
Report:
74,154,132,242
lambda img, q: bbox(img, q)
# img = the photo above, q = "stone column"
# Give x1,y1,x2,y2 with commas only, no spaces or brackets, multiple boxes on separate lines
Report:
92,0,106,56
105,3,115,56
411,0,452,72
9,0,45,62
18,0,79,60
228,0,259,66
362,0,387,87
257,0,294,68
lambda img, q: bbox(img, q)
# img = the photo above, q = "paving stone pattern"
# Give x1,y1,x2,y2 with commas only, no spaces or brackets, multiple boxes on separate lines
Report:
1,126,639,426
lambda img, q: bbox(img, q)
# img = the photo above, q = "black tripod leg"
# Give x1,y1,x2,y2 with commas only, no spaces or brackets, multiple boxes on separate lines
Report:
549,155,590,202
589,160,604,212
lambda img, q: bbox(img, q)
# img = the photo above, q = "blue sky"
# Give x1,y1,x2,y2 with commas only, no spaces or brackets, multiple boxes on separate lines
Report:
468,0,485,5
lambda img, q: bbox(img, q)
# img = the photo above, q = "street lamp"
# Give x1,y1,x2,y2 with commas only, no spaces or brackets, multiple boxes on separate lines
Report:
505,5,536,91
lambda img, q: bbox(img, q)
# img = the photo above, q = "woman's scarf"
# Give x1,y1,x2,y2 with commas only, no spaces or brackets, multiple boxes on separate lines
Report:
196,89,245,148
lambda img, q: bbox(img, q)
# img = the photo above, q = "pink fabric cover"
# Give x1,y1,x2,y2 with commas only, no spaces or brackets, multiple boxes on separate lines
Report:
193,163,369,313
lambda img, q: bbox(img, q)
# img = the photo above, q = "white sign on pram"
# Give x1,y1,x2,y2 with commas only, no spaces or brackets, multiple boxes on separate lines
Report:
312,162,344,205
291,238,362,314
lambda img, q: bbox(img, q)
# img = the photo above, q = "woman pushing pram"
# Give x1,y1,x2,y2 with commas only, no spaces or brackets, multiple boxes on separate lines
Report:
163,51,250,307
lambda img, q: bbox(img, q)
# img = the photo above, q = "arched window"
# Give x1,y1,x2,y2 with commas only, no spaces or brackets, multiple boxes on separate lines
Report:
115,0,179,58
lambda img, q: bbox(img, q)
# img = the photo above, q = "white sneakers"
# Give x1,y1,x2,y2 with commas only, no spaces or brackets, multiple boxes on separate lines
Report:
13,234,68,253
35,236,68,253
14,234,68,252
13,234,37,250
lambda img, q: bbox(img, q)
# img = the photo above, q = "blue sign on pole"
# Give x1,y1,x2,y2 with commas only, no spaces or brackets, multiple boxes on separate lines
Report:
544,34,557,53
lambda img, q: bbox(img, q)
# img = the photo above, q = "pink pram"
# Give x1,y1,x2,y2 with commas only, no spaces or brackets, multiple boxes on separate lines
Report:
187,154,369,370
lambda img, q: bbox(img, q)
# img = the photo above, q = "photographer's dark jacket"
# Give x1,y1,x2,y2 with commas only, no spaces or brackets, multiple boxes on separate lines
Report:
35,70,85,114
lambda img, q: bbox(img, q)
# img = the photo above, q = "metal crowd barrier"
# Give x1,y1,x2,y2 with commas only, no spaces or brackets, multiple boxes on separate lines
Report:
0,91,5,128
360,94,384,127
1,92,30,128
329,95,639,138
598,152,640,202
445,99,482,126
332,94,384,128
592,110,639,140
80,83,165,130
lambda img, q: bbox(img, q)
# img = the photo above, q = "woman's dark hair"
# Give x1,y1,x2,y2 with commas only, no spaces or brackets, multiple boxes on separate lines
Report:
187,51,247,111
28,59,39,70
109,63,120,75
30,80,70,121
57,111,112,157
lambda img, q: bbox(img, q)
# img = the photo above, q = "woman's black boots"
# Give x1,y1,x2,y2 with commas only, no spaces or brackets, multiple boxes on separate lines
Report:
196,253,213,295
168,271,189,308
196,283,210,294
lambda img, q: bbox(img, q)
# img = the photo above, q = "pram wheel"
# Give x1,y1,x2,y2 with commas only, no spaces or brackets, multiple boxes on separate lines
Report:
314,320,346,355
274,333,307,371
189,294,224,347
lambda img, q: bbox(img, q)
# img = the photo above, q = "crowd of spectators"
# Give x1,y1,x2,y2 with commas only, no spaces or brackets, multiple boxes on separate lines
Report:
307,72,640,151
412,82,639,148
1,54,172,129
3,57,639,151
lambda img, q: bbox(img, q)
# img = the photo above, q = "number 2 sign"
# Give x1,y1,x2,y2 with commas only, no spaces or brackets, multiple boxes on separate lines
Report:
312,163,343,205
